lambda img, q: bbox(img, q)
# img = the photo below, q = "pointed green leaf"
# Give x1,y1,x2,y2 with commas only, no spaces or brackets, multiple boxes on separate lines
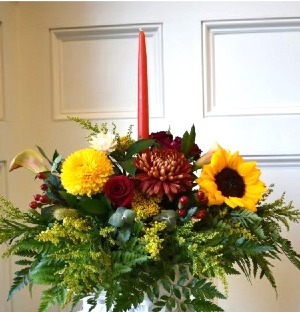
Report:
125,139,155,158
180,125,196,157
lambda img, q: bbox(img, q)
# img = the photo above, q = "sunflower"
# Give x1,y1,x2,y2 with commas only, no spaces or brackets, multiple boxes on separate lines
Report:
196,147,266,212
61,148,114,197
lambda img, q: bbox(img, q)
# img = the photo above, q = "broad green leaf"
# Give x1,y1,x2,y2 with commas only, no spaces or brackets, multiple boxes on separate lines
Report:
59,191,78,207
119,159,136,176
79,196,110,215
125,139,155,158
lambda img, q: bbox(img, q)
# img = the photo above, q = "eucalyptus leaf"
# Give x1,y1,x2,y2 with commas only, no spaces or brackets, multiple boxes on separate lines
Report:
154,210,176,231
51,155,63,173
181,206,198,222
123,209,136,224
117,228,131,243
109,213,125,228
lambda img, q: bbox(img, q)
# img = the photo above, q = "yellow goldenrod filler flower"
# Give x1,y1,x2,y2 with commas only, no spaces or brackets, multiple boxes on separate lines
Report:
36,217,91,245
196,147,266,212
61,148,114,196
117,135,135,152
99,226,116,245
131,192,160,220
140,221,167,259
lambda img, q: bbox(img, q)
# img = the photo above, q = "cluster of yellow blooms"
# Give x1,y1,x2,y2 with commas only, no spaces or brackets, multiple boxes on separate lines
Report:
131,192,161,220
140,221,167,259
117,135,135,152
36,217,91,245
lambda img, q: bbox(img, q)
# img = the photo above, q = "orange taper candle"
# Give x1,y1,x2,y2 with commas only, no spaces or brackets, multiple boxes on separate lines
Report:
138,30,149,139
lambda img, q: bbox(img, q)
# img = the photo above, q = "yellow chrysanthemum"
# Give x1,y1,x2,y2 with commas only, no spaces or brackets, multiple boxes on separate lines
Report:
196,147,266,212
61,148,114,197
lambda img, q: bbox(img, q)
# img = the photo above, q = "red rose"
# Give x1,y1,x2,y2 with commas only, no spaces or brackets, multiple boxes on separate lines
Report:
104,175,134,208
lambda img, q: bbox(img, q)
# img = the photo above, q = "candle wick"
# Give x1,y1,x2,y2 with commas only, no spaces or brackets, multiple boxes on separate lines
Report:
139,28,143,32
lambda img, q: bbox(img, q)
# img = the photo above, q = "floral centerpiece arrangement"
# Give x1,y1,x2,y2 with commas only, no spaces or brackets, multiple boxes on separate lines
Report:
1,116,300,312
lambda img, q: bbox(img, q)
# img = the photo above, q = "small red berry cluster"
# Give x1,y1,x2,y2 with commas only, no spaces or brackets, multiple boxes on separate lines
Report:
177,190,208,221
29,172,50,209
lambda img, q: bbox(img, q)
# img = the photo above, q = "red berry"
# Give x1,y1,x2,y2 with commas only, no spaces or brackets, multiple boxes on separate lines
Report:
199,197,209,205
33,194,42,201
39,195,49,204
177,209,188,218
37,172,47,180
29,201,39,209
179,196,189,206
197,190,208,205
194,209,207,220
197,190,205,201
40,183,48,191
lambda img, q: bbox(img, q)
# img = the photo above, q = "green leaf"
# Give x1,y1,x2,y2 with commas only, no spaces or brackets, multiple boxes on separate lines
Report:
37,287,67,312
59,191,78,207
161,277,171,293
29,260,59,285
166,297,176,310
173,286,181,299
152,308,163,312
36,145,52,165
8,267,30,300
180,125,196,157
79,196,110,215
119,159,136,176
125,139,155,158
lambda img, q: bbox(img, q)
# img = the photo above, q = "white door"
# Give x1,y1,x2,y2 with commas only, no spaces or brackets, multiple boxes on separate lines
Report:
1,2,300,312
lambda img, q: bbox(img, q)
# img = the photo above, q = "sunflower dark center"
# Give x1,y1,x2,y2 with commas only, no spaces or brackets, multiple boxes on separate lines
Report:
214,167,245,198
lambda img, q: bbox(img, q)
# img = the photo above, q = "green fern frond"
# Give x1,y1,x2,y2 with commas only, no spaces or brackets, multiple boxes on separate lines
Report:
8,267,31,300
230,209,262,227
37,286,68,312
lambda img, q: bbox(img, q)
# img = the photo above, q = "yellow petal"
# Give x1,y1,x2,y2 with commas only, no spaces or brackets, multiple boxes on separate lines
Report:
9,149,48,173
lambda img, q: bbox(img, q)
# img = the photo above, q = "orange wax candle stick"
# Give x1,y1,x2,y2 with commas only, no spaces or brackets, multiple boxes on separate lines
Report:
138,30,149,139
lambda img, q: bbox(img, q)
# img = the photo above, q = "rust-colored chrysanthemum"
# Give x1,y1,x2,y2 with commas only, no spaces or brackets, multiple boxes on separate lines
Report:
134,148,193,201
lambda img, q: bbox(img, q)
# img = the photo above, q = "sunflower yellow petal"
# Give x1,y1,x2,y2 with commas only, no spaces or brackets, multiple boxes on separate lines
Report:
195,146,266,212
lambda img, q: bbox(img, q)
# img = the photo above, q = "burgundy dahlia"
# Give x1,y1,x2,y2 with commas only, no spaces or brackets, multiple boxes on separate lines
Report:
150,131,202,158
150,131,174,149
134,148,193,201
